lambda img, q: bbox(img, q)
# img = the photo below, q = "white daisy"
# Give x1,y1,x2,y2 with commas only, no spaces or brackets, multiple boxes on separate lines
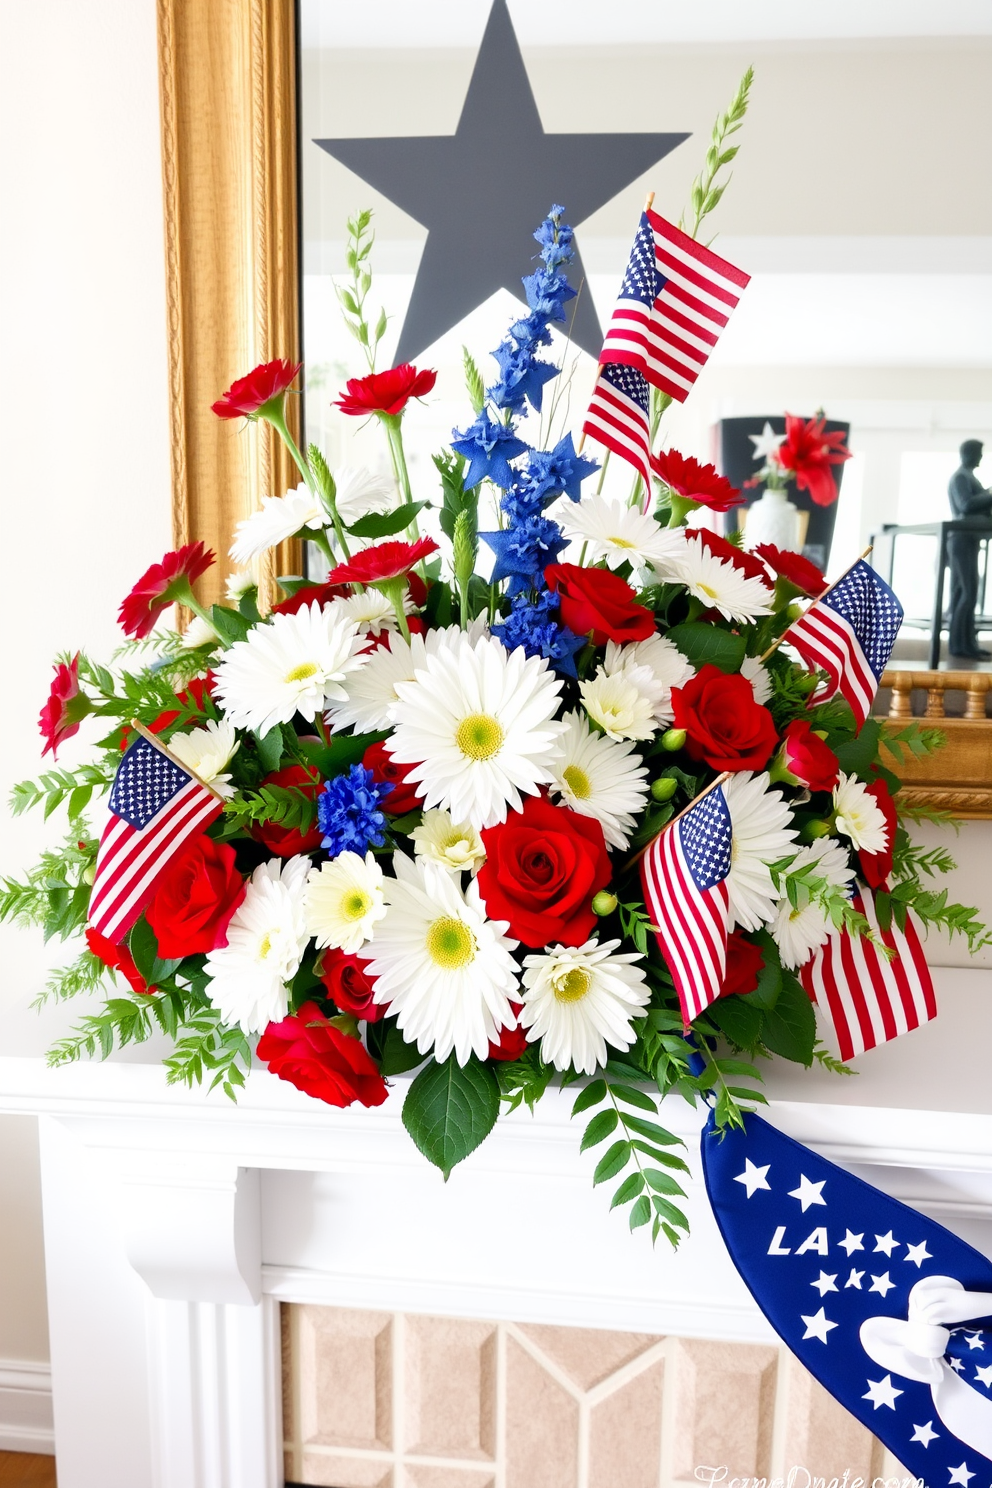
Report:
229,482,328,564
225,570,257,604
204,856,310,1034
722,771,799,932
739,654,773,705
212,600,368,736
304,851,386,953
518,939,650,1076
180,614,220,650
772,837,855,970
325,625,467,735
833,772,888,853
671,535,774,623
551,493,686,578
603,634,694,727
547,711,648,850
579,668,657,743
411,810,486,875
168,718,240,798
366,853,520,1065
332,465,395,525
388,632,566,830
331,588,401,638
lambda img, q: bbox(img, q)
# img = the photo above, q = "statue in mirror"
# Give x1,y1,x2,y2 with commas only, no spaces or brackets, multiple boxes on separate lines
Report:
948,439,992,661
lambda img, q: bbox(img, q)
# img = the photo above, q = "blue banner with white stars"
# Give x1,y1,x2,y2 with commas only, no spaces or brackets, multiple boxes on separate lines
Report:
702,1111,992,1482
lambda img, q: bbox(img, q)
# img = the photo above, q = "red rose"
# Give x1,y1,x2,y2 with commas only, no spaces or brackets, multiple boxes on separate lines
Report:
478,795,611,948
362,741,423,815
257,1001,388,1108
718,933,765,999
488,1004,529,1061
39,654,92,758
118,542,215,639
775,414,851,508
85,927,154,996
145,835,245,957
251,763,324,857
545,563,655,646
212,358,301,420
319,948,384,1022
326,538,438,588
752,543,825,599
690,529,772,585
334,363,437,419
271,580,350,616
858,780,897,889
651,449,742,513
671,664,778,773
771,720,839,792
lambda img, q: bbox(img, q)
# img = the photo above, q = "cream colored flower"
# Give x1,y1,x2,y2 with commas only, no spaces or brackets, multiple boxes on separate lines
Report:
579,668,656,742
411,810,486,875
304,851,387,954
833,772,888,854
168,718,239,798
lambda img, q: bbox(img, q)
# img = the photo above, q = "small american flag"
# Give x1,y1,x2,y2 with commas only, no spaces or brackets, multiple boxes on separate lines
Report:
600,210,750,403
786,560,903,726
88,731,223,943
800,883,936,1061
640,784,732,1025
582,362,652,486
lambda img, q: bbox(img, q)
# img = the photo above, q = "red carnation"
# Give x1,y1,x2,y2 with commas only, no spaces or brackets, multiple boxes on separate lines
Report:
319,948,384,1023
250,762,325,857
362,740,423,815
85,927,154,996
257,1001,388,1108
145,835,245,958
326,538,438,587
719,933,765,999
270,580,350,617
545,563,655,646
858,779,898,889
690,529,771,585
651,449,742,513
488,1005,530,1062
770,720,839,793
334,364,437,419
39,654,92,758
119,676,216,751
752,543,825,599
118,542,216,639
671,664,778,773
212,358,301,420
775,414,851,508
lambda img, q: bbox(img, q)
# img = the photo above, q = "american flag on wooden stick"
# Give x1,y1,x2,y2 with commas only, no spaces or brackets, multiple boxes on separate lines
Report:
87,729,224,943
786,559,903,727
640,783,732,1025
800,883,935,1061
581,362,652,486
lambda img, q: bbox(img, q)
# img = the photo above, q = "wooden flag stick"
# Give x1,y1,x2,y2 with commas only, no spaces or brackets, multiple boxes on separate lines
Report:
757,544,874,664
130,719,226,803
624,770,731,871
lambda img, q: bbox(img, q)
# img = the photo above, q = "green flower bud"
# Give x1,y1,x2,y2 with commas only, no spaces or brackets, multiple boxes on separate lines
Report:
453,509,476,594
651,776,678,802
660,728,687,752
82,864,96,886
801,818,834,842
591,891,618,917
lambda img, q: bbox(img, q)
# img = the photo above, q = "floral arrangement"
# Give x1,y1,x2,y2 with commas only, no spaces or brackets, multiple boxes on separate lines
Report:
5,136,987,1250
747,415,852,508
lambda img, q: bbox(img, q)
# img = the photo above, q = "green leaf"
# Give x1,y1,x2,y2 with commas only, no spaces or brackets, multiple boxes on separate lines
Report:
365,1016,426,1076
571,1079,606,1116
401,1056,499,1179
760,972,816,1064
579,1108,619,1151
833,718,882,781
209,605,253,646
608,1082,658,1112
253,724,284,773
667,622,746,673
629,1195,652,1230
346,502,426,538
298,730,384,780
619,1113,684,1147
706,993,763,1049
643,1168,686,1196
609,1172,645,1209
127,917,160,984
593,1140,631,1185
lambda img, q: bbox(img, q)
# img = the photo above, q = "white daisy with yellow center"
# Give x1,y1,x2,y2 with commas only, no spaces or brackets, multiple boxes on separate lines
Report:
366,852,520,1065
325,623,470,735
670,535,774,624
551,493,686,578
229,482,328,565
772,837,855,970
578,668,656,742
388,631,566,830
548,711,649,850
518,938,650,1076
168,717,240,799
204,856,310,1034
603,634,695,727
723,771,799,931
411,809,486,875
304,850,386,954
833,771,888,854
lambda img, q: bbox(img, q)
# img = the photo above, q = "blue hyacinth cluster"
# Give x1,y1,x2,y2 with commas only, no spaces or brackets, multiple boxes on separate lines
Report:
451,208,599,677
317,765,391,857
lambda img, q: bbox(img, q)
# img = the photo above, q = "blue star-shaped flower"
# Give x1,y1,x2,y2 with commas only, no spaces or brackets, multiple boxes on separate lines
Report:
450,414,530,490
479,516,568,590
522,267,576,322
488,341,559,415
525,434,600,503
492,594,586,677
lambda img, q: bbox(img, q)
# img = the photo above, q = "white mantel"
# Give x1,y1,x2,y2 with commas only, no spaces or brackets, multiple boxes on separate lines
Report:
2,969,992,1487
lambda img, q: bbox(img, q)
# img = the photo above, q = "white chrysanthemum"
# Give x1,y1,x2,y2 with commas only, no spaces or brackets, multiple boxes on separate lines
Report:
671,535,774,623
229,483,327,564
325,624,471,734
304,850,386,954
330,589,401,638
723,771,799,932
411,810,486,875
547,711,648,850
204,856,309,1034
180,614,220,650
603,634,694,727
552,494,686,578
168,718,240,798
833,771,888,853
739,654,773,705
772,838,856,970
212,601,368,736
332,465,395,525
518,938,650,1076
579,668,656,742
366,853,520,1065
389,632,566,830
225,569,257,604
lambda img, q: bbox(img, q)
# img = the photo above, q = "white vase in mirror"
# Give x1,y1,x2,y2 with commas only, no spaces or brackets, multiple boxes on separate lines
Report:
743,487,802,553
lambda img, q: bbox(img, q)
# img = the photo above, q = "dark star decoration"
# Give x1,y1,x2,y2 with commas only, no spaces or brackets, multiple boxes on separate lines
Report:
315,0,689,363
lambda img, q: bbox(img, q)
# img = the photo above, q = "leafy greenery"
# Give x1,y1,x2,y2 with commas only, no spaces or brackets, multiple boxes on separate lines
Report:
335,209,388,370
347,501,427,539
0,829,97,943
10,763,115,821
402,1056,500,1179
667,622,746,673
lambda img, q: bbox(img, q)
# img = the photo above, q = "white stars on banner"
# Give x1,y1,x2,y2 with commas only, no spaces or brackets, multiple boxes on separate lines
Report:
734,1160,770,1198
800,1307,838,1344
947,1462,975,1485
839,1230,865,1255
910,1420,938,1447
869,1272,896,1298
863,1374,903,1410
904,1240,932,1267
789,1175,827,1212
874,1231,900,1256
811,1272,838,1297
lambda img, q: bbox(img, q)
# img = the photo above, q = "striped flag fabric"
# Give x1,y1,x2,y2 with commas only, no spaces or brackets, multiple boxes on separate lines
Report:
87,732,223,943
800,884,936,1061
600,209,750,403
581,362,652,486
639,783,732,1025
786,560,903,727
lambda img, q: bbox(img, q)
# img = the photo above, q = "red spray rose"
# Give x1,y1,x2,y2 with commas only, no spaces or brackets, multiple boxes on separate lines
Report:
211,358,301,420
651,449,742,513
752,543,825,599
718,933,765,999
145,835,245,958
39,654,92,757
257,1001,388,1108
334,364,437,418
488,1004,529,1061
774,414,851,508
858,779,897,889
478,794,611,948
770,720,839,793
250,763,325,857
118,542,215,639
85,927,154,996
689,529,772,585
362,740,423,815
326,538,438,588
545,563,655,646
319,948,384,1022
671,664,778,773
